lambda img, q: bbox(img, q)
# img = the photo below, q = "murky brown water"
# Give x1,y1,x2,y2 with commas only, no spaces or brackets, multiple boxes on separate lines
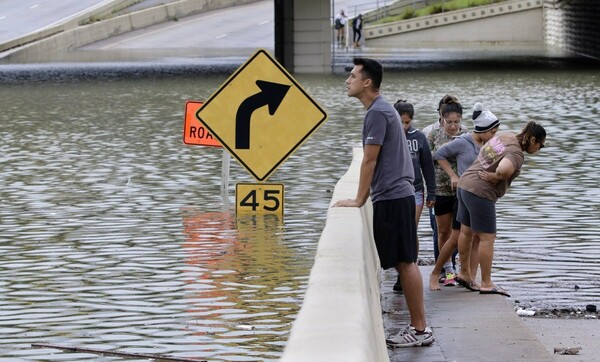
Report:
1,67,598,360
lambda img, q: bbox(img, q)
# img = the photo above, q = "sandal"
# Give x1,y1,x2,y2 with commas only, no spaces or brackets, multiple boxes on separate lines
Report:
455,276,479,292
480,286,510,297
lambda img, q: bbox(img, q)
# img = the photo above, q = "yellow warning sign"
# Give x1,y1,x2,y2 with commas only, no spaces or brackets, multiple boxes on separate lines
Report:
196,49,328,181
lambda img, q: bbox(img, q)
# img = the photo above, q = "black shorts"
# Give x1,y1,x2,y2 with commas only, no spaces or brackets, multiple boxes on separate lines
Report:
434,195,461,230
373,196,417,269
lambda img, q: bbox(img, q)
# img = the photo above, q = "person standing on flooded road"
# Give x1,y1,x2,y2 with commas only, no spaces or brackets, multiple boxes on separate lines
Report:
455,121,547,297
334,57,434,347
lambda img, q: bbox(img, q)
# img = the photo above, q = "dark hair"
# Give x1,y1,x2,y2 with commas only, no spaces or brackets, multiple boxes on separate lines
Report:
440,97,463,118
516,121,546,149
437,94,458,112
353,57,383,90
393,99,414,119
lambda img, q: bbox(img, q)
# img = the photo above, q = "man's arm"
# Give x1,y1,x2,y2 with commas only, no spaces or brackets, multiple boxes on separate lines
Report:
333,144,380,207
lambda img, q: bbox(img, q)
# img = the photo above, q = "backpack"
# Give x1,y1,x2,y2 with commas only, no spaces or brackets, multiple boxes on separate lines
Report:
335,17,342,29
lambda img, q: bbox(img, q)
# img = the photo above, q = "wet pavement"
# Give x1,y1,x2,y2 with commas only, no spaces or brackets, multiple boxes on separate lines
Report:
382,265,599,362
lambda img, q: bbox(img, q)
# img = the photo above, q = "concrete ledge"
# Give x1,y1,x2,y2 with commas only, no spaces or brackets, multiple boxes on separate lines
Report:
0,0,137,53
281,147,389,362
0,0,262,61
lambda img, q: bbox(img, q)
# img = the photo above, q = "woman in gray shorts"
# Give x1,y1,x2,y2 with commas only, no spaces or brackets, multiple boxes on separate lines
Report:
428,103,499,291
454,121,547,297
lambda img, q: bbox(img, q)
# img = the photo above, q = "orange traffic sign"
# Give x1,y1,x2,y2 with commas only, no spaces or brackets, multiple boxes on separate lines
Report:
183,101,221,147
196,49,328,181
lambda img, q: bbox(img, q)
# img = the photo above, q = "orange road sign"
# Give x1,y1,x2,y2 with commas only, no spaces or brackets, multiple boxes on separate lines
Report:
183,101,221,147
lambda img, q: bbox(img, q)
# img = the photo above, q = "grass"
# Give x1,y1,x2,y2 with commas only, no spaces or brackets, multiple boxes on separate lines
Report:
374,0,507,24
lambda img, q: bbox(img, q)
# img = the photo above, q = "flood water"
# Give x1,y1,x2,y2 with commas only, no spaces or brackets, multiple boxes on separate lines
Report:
1,64,599,361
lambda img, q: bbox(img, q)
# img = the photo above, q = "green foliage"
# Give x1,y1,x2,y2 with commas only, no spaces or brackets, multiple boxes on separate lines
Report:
371,0,507,25
401,7,416,20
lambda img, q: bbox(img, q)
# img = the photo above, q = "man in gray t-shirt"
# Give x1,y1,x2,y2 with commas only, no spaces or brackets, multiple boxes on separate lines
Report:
363,96,414,202
334,57,433,348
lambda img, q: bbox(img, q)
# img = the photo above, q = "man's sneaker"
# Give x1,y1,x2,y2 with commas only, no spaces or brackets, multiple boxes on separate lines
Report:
392,275,403,292
386,325,434,348
444,272,457,287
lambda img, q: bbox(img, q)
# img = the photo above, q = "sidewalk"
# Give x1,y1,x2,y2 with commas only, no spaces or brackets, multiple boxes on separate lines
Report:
381,265,598,362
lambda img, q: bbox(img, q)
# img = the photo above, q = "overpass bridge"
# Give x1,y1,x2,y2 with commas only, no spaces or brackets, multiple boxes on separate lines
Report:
0,0,597,73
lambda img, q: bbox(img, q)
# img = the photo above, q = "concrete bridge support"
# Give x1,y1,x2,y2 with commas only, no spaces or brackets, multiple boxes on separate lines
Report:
274,0,332,73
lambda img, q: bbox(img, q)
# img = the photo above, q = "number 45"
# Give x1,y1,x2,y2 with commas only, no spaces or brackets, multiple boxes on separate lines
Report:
236,183,284,215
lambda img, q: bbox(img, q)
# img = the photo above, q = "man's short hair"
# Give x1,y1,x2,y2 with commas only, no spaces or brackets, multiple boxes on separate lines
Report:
353,57,382,90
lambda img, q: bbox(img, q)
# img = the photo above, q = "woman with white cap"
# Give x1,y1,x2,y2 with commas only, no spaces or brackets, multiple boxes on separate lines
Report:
454,121,547,297
428,103,500,291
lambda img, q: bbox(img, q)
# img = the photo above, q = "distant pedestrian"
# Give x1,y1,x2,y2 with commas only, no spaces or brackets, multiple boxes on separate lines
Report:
352,14,363,48
334,10,347,45
455,121,547,297
392,100,436,292
428,102,500,291
334,58,434,347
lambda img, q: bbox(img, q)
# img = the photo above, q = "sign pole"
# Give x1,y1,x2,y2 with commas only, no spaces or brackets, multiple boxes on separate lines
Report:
221,149,231,204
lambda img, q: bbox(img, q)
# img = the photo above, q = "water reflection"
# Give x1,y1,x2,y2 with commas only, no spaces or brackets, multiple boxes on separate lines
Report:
0,67,599,360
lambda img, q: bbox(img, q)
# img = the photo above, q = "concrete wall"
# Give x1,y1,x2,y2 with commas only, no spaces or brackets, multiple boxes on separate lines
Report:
1,0,263,62
0,0,137,53
366,0,544,47
281,147,389,362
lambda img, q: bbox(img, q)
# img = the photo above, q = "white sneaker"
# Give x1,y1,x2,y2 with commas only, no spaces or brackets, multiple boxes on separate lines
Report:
386,325,434,348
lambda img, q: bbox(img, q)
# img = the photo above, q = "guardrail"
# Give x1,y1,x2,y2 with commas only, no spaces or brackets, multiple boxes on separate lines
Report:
280,147,389,362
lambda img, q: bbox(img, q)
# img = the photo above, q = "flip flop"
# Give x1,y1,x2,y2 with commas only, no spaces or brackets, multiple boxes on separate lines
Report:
479,286,510,297
455,276,479,292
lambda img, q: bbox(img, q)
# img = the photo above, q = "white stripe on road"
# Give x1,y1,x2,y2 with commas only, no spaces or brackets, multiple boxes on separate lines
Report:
30,4,39,9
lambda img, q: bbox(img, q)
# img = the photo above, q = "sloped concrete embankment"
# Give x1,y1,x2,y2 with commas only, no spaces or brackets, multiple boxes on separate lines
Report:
0,0,262,62
280,147,389,362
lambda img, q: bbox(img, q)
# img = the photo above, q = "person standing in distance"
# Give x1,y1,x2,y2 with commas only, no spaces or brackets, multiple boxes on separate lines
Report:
334,58,434,347
334,9,347,46
352,14,363,48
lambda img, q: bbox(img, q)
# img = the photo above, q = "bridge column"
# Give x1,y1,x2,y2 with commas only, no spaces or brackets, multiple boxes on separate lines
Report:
275,0,332,74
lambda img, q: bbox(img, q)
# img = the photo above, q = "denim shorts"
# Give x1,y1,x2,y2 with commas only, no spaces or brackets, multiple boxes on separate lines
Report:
414,190,424,207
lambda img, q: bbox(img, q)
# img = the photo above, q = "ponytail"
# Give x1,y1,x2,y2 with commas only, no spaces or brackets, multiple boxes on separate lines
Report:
516,121,546,148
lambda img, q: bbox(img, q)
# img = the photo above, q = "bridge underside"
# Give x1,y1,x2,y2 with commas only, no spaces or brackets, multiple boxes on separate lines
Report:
545,0,599,59
275,0,599,73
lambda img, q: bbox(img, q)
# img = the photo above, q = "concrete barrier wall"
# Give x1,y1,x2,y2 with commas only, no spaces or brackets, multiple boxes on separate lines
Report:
366,0,544,47
281,147,389,362
1,0,262,62
0,0,137,53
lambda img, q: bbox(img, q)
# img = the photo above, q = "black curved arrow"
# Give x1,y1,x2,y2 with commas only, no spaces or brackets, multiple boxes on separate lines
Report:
235,80,291,149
